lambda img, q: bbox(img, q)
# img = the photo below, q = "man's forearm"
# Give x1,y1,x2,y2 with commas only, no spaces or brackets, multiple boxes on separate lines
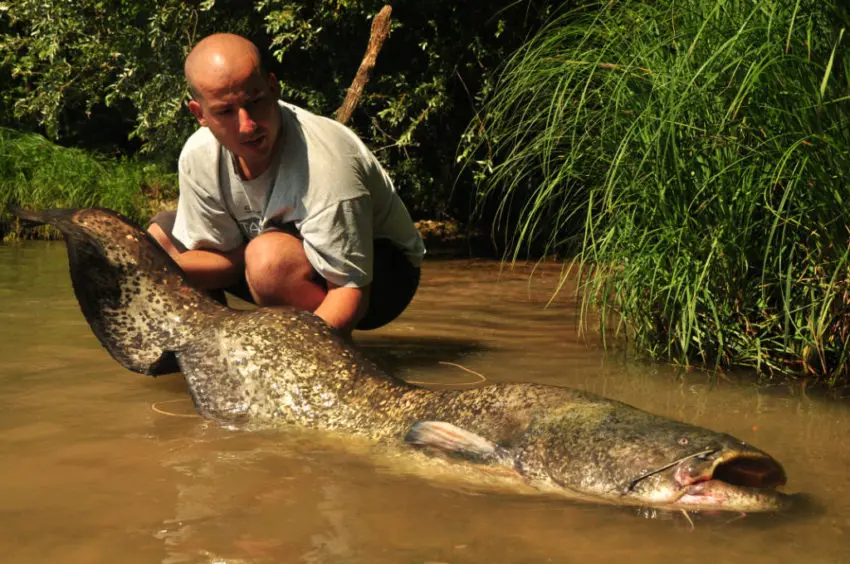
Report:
149,223,244,290
173,248,245,290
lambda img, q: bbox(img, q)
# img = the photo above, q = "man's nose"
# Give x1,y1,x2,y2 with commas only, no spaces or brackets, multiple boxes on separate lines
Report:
238,107,258,134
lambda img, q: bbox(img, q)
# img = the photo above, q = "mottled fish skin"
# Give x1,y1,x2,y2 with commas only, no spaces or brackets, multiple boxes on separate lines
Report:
11,206,791,512
11,207,221,374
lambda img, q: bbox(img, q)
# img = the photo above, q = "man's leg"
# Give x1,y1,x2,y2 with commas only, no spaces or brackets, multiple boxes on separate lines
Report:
244,234,420,330
242,230,326,311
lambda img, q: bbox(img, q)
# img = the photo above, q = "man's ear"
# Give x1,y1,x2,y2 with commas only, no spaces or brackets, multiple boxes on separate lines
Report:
267,72,281,98
188,99,208,127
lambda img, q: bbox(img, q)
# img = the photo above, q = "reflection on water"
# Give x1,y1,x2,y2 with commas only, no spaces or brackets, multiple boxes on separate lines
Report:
0,243,848,563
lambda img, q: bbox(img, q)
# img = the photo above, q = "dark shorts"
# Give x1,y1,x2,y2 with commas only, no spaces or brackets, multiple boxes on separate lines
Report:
149,211,420,331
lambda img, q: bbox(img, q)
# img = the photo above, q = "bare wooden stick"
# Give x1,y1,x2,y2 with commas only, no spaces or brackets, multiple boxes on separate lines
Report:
335,5,392,125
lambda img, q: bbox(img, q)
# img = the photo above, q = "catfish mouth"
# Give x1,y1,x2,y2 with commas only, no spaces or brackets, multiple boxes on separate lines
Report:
672,451,788,510
704,454,785,488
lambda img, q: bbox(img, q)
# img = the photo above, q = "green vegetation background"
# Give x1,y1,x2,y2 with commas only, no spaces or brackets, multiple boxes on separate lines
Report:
2,0,849,386
0,0,553,229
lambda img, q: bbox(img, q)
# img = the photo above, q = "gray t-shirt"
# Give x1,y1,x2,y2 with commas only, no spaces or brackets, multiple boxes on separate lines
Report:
172,101,425,288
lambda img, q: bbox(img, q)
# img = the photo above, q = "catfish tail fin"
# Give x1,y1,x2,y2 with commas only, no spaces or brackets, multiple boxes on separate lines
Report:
9,206,225,375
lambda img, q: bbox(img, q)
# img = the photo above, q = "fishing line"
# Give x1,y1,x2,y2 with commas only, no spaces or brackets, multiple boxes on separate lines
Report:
406,361,488,386
151,398,199,418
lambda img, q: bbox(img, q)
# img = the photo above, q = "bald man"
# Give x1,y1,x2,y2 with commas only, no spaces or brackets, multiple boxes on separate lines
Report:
148,33,425,334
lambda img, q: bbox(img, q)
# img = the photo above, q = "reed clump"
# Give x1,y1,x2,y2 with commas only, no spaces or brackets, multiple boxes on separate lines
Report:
471,0,850,385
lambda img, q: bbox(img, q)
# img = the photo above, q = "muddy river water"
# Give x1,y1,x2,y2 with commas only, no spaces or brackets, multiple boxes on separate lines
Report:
0,242,848,563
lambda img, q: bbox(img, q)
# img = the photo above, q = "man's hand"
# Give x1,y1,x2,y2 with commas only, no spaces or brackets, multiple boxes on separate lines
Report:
314,283,369,335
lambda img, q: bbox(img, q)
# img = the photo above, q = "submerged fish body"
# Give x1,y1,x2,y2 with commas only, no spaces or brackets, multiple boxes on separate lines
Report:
11,206,791,512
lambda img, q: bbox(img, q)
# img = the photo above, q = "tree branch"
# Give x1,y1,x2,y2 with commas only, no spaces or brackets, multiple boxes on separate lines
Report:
334,5,392,125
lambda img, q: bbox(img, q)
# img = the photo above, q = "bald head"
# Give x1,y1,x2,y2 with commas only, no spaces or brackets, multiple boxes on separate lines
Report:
185,33,264,100
182,33,282,179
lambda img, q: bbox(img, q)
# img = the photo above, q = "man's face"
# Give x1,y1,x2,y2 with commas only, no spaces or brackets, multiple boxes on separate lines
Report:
188,68,282,176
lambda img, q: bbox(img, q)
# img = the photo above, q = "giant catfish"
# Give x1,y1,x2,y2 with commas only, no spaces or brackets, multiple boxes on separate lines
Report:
10,206,790,513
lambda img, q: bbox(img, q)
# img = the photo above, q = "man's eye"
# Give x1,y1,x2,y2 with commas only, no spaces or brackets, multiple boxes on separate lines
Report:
215,108,234,116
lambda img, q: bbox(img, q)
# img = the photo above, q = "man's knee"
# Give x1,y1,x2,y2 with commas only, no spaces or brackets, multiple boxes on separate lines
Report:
244,230,315,289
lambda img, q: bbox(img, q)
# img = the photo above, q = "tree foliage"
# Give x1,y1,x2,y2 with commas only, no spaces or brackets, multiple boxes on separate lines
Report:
255,1,553,217
0,0,553,220
4,1,198,153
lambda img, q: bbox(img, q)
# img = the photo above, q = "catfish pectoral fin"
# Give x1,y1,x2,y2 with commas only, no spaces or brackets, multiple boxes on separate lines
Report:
404,421,510,463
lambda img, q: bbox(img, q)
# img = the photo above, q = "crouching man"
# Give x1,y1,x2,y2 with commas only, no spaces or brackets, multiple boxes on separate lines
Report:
148,33,425,334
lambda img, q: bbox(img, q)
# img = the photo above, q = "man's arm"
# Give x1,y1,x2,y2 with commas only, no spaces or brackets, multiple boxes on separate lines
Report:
313,283,369,334
298,197,375,334
174,246,246,290
149,222,245,290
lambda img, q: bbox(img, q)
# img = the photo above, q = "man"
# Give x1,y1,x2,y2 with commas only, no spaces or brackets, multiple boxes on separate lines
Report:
148,33,425,335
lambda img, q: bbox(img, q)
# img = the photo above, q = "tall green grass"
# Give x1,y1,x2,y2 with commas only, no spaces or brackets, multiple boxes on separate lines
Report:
0,127,176,238
471,0,850,385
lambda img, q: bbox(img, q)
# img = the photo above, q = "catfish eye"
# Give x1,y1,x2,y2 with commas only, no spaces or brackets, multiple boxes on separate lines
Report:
678,437,689,445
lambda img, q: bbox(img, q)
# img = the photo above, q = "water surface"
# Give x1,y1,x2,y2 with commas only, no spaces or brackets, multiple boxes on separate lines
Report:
0,243,847,563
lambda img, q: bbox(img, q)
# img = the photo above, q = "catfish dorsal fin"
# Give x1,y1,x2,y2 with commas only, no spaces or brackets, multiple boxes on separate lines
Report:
404,421,510,463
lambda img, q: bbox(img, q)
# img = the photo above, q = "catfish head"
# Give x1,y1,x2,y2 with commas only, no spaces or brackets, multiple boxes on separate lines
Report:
405,393,788,513
521,399,788,512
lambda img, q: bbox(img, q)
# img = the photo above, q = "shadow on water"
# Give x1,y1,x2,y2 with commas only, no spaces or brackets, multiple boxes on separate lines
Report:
353,335,490,377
